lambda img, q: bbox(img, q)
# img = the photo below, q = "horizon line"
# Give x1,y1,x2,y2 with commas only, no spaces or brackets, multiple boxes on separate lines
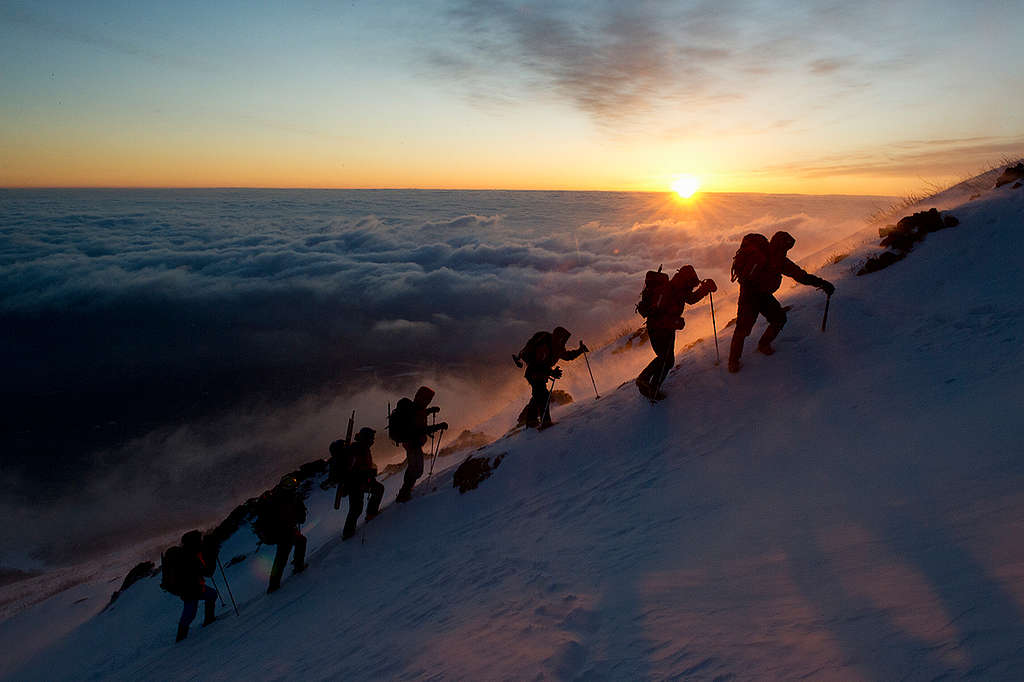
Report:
0,186,898,198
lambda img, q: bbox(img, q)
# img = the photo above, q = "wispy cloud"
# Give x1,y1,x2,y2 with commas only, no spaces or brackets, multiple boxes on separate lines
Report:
429,1,736,127
758,136,1024,179
809,57,854,75
425,0,911,131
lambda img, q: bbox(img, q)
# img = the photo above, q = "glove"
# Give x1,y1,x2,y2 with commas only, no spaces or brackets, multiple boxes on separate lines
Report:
437,421,448,431
703,278,717,293
426,406,441,415
579,342,589,353
550,367,563,379
820,280,835,296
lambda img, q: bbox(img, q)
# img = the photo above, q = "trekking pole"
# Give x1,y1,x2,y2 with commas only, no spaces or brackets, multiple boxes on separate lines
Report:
582,347,600,399
821,292,832,332
424,412,439,487
216,557,240,616
709,292,721,365
539,376,556,429
425,425,447,488
429,412,436,470
209,573,228,607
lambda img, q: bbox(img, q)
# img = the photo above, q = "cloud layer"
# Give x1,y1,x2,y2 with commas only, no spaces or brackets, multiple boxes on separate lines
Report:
0,188,888,564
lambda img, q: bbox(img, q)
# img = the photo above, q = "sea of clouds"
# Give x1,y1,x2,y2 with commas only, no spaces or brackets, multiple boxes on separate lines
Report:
0,188,890,567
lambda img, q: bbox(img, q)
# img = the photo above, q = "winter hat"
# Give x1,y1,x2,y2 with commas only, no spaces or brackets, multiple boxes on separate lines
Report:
770,231,796,254
671,264,699,290
553,326,571,344
355,426,376,442
414,386,435,406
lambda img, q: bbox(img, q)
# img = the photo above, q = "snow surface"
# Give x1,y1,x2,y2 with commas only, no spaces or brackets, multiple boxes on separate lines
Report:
3,179,1024,680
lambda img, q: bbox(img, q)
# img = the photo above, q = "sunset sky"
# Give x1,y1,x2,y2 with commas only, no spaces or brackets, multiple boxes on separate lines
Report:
2,0,1022,194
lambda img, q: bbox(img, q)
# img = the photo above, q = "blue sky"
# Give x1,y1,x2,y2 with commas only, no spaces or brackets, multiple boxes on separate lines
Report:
1,0,1022,192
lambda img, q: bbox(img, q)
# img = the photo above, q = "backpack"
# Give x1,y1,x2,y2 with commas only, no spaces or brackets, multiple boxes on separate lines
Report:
636,268,671,318
731,233,770,283
251,491,281,545
328,439,353,485
160,545,187,597
388,398,417,445
518,331,552,366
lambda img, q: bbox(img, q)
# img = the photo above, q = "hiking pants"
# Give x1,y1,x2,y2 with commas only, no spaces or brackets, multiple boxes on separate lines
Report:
344,480,385,536
269,528,307,589
398,441,425,499
178,585,217,636
522,370,552,427
639,327,676,389
730,288,787,363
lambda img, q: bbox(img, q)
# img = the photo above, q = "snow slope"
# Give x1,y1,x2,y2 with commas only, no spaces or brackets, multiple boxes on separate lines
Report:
4,178,1024,680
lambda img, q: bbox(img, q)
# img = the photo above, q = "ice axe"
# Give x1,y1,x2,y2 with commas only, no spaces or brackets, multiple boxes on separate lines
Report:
217,557,240,617
539,375,557,429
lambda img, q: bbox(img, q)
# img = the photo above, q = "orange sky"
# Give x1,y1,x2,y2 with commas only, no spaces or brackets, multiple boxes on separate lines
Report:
2,2,1022,195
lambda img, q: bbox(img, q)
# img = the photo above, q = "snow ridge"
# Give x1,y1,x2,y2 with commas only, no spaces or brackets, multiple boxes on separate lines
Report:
4,178,1024,680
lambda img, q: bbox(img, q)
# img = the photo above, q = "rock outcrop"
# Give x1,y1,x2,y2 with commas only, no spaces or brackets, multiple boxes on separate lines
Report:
858,208,958,276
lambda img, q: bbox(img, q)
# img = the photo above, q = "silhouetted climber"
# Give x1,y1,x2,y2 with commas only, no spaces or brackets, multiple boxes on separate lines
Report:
343,427,385,539
390,387,448,503
635,265,716,399
257,475,307,593
514,327,587,428
728,231,835,373
160,529,218,643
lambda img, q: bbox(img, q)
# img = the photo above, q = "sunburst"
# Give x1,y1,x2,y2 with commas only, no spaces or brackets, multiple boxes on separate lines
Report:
671,175,700,199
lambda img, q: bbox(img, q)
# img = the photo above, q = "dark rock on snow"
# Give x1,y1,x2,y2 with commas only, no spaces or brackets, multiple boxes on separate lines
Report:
857,250,907,276
995,162,1024,188
859,208,957,276
453,453,506,494
548,390,573,407
103,561,157,610
879,230,917,252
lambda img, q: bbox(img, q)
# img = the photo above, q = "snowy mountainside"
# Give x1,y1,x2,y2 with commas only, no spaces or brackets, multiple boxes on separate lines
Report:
4,178,1024,680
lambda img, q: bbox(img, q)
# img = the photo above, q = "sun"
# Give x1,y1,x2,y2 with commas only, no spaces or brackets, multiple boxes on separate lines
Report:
671,175,701,199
